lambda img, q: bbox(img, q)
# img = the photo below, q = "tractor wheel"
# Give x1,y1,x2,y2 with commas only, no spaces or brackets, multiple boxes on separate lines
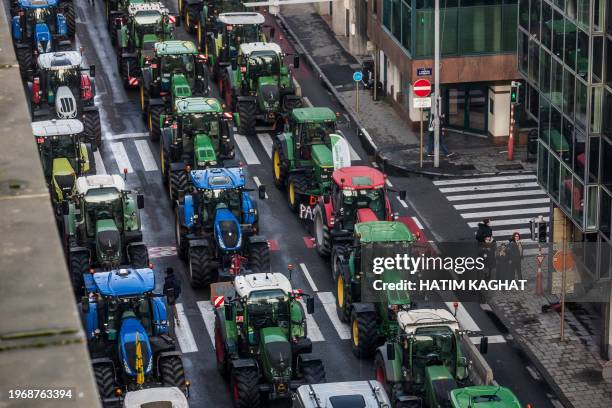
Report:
169,170,188,206
128,245,149,268
350,309,378,359
83,111,102,151
214,314,230,378
174,207,188,260
283,95,303,112
139,82,149,112
184,6,198,34
85,143,96,175
63,2,76,39
188,246,215,288
93,364,115,399
331,244,349,281
197,22,205,52
302,360,326,384
272,140,288,189
334,269,350,323
69,251,90,297
160,143,170,182
121,58,137,89
237,102,256,137
313,204,331,257
374,352,391,394
287,175,306,213
15,47,32,79
230,367,260,408
160,355,186,388
148,105,164,142
248,242,270,274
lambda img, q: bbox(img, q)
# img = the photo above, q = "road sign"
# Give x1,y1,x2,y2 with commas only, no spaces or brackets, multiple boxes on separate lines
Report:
417,67,432,76
413,97,431,109
536,254,545,266
413,79,431,97
552,250,574,272
353,71,363,82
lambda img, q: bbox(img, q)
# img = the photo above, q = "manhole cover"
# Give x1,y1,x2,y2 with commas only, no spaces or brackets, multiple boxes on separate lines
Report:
496,164,524,170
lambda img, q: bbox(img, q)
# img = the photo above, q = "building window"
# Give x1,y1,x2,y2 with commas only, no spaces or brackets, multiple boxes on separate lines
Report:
519,30,529,75
592,36,603,83
551,10,564,59
502,0,518,52
586,185,598,229
591,87,603,134
602,137,612,188
530,0,541,38
563,68,575,118
383,0,412,54
600,188,612,239
541,1,553,50
551,57,564,109
593,0,604,32
565,0,577,20
538,143,549,188
519,0,529,31
564,19,577,72
576,0,589,30
529,38,540,85
549,154,561,201
539,96,551,146
603,88,612,139
576,29,589,78
529,82,540,118
589,136,600,183
575,78,588,130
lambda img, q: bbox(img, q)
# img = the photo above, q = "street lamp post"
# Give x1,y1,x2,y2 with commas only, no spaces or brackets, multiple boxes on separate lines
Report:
433,0,441,168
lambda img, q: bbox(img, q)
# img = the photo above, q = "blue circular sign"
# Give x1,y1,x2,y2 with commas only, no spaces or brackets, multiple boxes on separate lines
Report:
353,71,363,82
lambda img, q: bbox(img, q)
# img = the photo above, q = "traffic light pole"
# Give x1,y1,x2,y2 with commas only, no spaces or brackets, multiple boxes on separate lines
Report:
433,0,440,168
508,103,515,161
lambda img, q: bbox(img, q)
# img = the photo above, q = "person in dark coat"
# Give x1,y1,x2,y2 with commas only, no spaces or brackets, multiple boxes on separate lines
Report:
479,236,497,280
475,218,493,243
507,232,524,280
163,267,182,301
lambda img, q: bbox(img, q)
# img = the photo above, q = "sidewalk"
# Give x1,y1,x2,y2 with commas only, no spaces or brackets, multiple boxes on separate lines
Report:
487,255,612,407
279,5,535,177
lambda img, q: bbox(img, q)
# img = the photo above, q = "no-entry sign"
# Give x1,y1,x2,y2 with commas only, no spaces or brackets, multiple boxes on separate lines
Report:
413,79,432,97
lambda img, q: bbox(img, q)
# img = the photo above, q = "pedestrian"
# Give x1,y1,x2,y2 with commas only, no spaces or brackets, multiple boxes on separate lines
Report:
475,218,493,244
426,115,454,157
507,232,523,280
480,235,497,281
495,242,509,280
163,267,182,301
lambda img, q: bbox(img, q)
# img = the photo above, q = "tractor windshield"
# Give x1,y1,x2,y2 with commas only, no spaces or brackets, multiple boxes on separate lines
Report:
302,121,336,145
84,188,124,236
26,8,56,31
410,326,457,379
362,240,413,279
227,24,260,46
247,51,280,77
160,54,195,76
199,187,242,222
183,114,220,136
46,135,77,159
103,297,155,337
247,290,291,329
46,68,80,93
341,188,385,227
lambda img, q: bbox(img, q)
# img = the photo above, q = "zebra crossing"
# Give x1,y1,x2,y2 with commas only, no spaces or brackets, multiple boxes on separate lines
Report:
434,173,551,249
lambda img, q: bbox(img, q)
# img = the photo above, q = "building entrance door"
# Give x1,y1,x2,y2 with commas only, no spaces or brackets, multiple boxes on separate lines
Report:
444,84,488,135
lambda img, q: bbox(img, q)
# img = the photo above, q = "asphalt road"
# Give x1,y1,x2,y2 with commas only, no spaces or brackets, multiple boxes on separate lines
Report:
7,1,561,406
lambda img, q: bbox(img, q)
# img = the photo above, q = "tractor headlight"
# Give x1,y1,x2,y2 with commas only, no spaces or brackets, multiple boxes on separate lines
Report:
123,360,132,375
146,356,153,373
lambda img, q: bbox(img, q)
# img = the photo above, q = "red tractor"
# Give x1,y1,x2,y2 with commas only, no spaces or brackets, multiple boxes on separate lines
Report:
312,166,431,258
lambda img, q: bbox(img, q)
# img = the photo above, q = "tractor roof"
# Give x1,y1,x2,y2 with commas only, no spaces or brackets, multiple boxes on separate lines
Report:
37,51,82,70
175,97,223,114
234,273,292,298
18,0,58,8
123,387,189,408
76,174,126,196
355,221,414,243
291,107,337,123
397,309,459,334
450,386,522,408
218,12,265,25
32,119,83,137
190,167,245,190
128,2,168,21
240,42,282,56
295,381,391,408
155,40,198,56
333,166,385,190
92,268,155,297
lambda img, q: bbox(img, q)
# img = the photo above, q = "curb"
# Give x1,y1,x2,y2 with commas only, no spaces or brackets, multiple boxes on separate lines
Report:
487,300,574,408
277,13,535,179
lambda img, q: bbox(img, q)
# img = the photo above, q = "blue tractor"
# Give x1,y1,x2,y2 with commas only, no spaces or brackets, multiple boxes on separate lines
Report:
11,0,75,78
175,167,270,288
81,268,187,402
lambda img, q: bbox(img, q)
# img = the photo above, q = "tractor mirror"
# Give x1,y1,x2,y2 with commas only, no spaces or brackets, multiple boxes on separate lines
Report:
81,297,89,314
258,185,266,200
61,200,70,215
224,303,233,321
386,343,395,360
323,195,330,204
89,64,96,78
293,54,300,69
306,297,314,314
172,14,181,27
479,336,489,354
231,59,238,71
458,357,469,368
399,190,406,201
269,27,275,39
137,194,145,209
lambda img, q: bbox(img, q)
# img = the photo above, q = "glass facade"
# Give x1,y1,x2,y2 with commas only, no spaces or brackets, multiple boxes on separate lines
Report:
520,0,612,278
382,0,518,57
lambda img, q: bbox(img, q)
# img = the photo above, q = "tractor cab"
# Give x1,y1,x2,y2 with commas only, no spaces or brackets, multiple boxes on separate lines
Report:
214,12,265,64
32,119,92,204
120,3,173,52
449,386,522,408
238,42,283,82
151,40,205,97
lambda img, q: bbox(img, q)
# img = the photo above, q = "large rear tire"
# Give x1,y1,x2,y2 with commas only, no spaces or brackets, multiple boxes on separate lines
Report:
230,367,260,408
84,143,96,175
15,47,32,79
237,101,256,137
302,360,326,384
128,245,149,268
248,242,270,274
159,355,186,388
69,251,90,297
83,111,102,150
334,268,350,323
272,140,288,189
93,364,115,399
63,2,76,39
313,204,331,257
214,314,230,378
169,170,188,205
188,246,215,288
350,309,378,359
174,207,187,260
287,175,306,213
148,105,164,142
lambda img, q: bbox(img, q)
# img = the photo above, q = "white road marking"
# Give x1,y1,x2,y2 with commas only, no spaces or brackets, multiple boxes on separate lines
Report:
348,142,361,161
445,302,480,332
446,189,548,201
174,303,198,353
459,207,550,218
371,162,379,168
550,399,564,408
252,176,268,199
234,133,260,165
526,365,542,380
134,140,158,171
523,246,549,256
439,182,540,194
93,150,107,175
479,303,493,312
257,133,273,158
103,132,150,141
412,216,424,230
456,199,550,210
491,228,532,237
433,174,537,186
303,96,313,107
196,301,217,349
385,178,393,187
300,263,318,292
396,196,408,208
317,292,350,340
467,217,549,228
110,142,134,173
470,335,506,345
298,299,324,342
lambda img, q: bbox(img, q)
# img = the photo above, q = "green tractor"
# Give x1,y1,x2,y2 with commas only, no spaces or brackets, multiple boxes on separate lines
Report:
212,272,326,408
271,107,351,212
450,386,523,408
220,42,301,136
206,12,266,80
333,221,416,359
114,2,177,88
140,40,209,141
33,119,95,214
159,96,235,202
375,309,471,408
62,174,148,294
180,0,245,52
